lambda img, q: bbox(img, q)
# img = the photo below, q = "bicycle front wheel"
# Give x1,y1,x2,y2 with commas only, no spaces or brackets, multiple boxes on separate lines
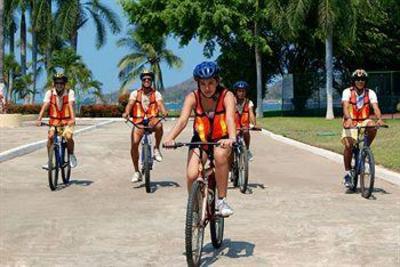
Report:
142,144,151,193
349,149,359,192
231,151,239,187
360,148,375,199
238,146,249,194
210,182,224,248
48,146,59,191
185,181,205,267
61,144,71,184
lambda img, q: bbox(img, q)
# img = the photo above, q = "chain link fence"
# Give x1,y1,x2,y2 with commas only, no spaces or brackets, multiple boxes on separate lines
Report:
265,71,400,116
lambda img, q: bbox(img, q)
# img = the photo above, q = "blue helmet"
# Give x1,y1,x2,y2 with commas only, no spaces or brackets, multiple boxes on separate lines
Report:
233,81,249,90
193,61,220,80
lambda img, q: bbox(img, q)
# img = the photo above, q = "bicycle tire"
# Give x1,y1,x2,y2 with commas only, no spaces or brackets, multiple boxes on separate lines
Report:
210,182,224,248
360,148,375,199
239,146,249,194
349,149,359,192
185,181,205,267
143,143,151,193
232,150,239,187
61,144,71,184
48,146,59,191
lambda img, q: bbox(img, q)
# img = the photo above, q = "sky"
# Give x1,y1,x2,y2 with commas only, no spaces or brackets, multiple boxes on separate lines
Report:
78,1,220,94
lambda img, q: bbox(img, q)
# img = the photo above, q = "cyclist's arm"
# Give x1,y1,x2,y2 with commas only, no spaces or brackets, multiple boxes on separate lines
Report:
371,103,384,123
37,102,50,121
157,99,168,117
124,99,135,117
249,105,257,127
224,91,237,140
68,101,76,124
165,93,195,141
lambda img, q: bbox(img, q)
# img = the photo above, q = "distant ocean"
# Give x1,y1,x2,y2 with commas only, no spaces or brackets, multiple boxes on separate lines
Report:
166,102,282,111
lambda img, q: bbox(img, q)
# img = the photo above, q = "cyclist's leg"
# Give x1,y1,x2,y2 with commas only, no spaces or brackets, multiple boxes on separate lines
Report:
364,119,377,145
47,127,56,151
63,126,74,154
131,128,144,172
214,146,232,198
186,149,203,193
151,119,163,150
243,130,250,149
342,137,354,171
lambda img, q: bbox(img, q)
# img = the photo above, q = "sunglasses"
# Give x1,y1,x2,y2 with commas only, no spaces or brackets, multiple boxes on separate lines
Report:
355,78,366,82
142,78,152,82
55,82,65,85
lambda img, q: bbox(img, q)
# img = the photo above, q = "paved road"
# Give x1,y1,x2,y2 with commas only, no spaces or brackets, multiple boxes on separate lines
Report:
1,121,399,266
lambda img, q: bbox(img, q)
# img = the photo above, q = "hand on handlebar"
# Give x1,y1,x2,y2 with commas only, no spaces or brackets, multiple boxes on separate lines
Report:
218,138,235,148
163,139,176,149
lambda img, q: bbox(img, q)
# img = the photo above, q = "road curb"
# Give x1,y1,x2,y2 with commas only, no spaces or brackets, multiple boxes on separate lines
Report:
0,120,115,163
261,128,400,186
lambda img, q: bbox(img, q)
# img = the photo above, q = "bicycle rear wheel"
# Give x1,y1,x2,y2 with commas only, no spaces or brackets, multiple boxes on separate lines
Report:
48,146,59,191
142,143,151,193
61,144,71,184
360,148,375,199
239,146,249,194
210,182,224,248
185,181,205,267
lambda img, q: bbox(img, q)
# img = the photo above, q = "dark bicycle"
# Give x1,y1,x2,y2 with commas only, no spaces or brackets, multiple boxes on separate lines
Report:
163,142,227,267
41,122,71,191
347,124,388,198
231,127,261,193
126,117,165,193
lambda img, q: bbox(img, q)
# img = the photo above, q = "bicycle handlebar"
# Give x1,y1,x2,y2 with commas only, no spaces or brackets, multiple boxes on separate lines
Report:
163,141,239,149
345,125,389,130
125,116,166,129
238,127,262,131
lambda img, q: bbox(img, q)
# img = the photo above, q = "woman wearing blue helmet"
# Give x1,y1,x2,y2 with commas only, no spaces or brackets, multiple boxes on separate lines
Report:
164,61,236,217
233,81,258,160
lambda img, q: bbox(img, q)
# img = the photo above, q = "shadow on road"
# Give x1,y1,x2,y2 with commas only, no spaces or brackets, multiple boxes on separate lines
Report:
200,239,255,266
133,180,180,193
55,179,94,191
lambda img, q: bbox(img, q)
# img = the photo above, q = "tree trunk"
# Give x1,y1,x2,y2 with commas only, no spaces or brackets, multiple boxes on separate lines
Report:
254,22,263,118
156,62,165,92
0,0,4,82
8,22,15,102
45,0,52,70
30,4,37,104
20,12,27,76
325,29,334,119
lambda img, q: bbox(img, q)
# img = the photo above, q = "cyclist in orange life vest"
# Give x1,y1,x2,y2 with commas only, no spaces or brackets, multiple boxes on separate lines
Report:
341,69,385,188
36,73,77,168
122,70,168,183
233,81,258,160
163,61,236,217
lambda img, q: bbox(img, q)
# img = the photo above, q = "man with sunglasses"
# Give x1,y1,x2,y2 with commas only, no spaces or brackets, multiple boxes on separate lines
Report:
36,72,77,168
341,69,384,188
122,70,168,183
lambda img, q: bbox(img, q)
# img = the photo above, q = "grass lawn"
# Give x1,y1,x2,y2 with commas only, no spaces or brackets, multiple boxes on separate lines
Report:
259,117,400,172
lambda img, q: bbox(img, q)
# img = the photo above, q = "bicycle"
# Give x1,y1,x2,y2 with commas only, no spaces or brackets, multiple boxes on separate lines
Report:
126,117,165,193
231,127,262,193
163,142,228,267
347,124,388,198
41,122,71,191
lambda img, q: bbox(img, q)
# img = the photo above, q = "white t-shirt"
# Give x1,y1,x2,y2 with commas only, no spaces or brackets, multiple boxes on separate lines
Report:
43,89,75,111
129,89,163,112
236,99,254,114
342,88,377,109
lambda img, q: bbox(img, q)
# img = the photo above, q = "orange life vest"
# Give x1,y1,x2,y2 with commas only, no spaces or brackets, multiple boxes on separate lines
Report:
348,87,370,125
193,88,229,142
131,88,159,124
235,99,250,129
49,91,71,126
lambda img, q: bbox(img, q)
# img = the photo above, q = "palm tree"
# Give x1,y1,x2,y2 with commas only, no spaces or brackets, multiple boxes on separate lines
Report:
288,0,359,119
56,0,121,51
117,29,183,92
0,0,4,83
48,48,103,111
4,0,18,101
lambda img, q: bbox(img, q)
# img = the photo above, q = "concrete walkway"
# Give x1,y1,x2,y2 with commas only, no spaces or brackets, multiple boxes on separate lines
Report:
1,121,399,266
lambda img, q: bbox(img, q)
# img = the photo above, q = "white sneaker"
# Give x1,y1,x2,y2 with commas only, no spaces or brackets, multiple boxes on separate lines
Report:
131,171,142,183
216,198,234,217
69,154,78,168
42,163,49,170
248,150,254,161
153,149,163,162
